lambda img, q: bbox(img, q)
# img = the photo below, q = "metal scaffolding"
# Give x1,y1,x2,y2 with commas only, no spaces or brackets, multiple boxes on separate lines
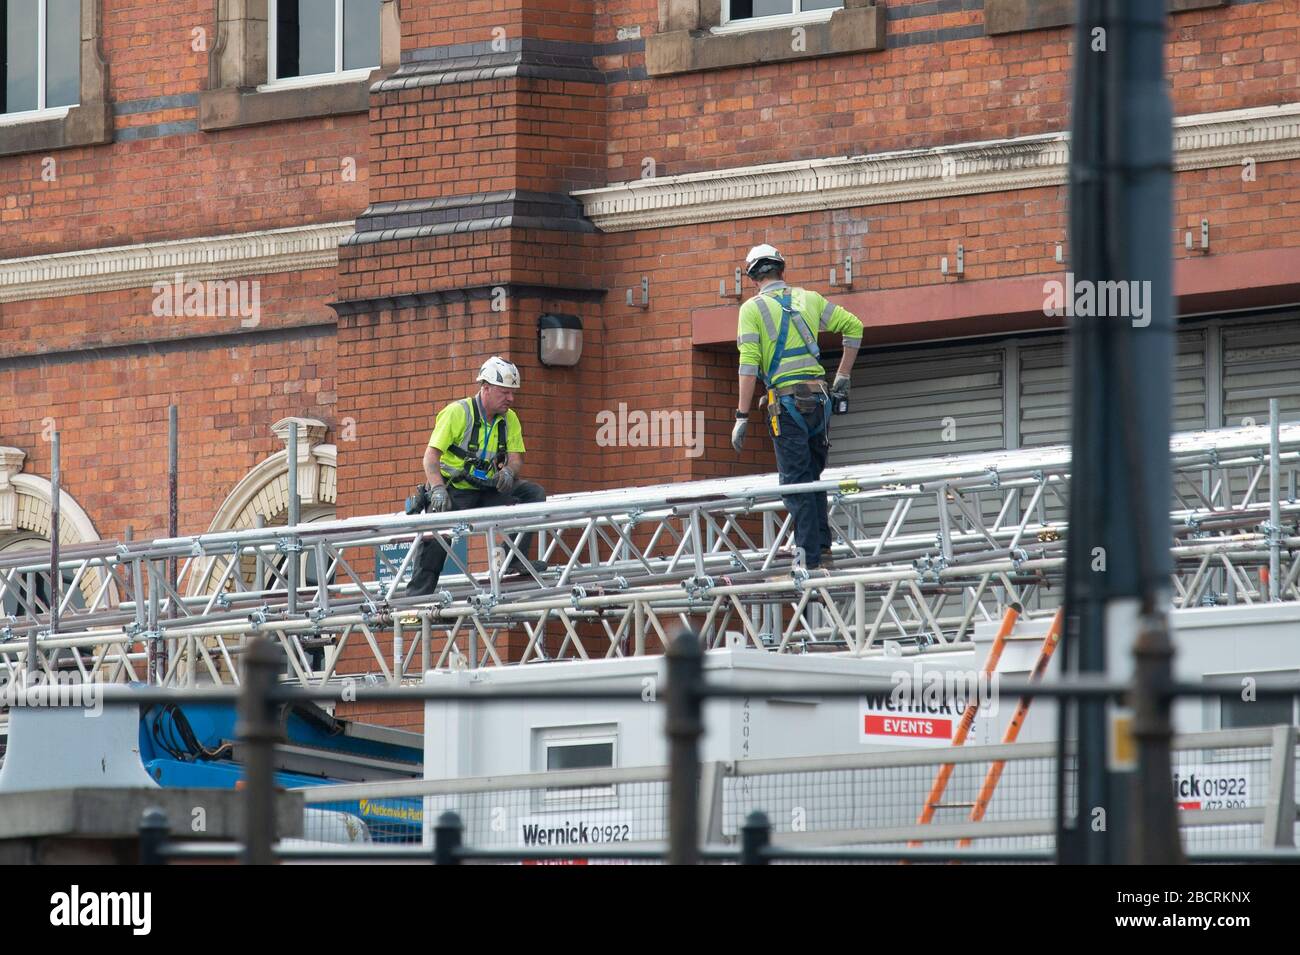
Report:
1,422,1297,687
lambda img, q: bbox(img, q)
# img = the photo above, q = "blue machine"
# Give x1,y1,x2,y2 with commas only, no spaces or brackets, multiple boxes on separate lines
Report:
139,702,424,841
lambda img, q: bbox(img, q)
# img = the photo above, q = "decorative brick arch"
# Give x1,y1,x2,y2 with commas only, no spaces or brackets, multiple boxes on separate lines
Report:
0,447,104,606
189,420,337,597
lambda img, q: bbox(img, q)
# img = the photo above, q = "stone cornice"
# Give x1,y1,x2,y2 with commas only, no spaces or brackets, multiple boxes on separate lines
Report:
0,221,353,304
574,103,1300,233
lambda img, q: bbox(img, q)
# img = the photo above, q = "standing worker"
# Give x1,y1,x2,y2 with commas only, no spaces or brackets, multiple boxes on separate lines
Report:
731,244,863,571
406,357,548,597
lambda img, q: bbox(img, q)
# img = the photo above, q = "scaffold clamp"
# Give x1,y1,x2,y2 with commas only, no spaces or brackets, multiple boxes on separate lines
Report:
682,575,715,599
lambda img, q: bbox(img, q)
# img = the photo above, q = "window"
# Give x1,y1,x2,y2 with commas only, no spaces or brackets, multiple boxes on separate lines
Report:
721,0,842,28
1211,670,1299,730
648,0,881,76
536,727,618,809
202,0,397,130
268,0,380,85
0,534,87,672
547,740,615,772
1,0,79,117
0,535,85,615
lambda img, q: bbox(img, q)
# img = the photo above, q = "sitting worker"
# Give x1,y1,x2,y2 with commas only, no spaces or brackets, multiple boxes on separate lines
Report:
405,356,547,597
730,244,863,572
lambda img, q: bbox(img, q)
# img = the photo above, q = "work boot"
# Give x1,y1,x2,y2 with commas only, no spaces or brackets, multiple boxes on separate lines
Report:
506,559,549,579
819,548,836,570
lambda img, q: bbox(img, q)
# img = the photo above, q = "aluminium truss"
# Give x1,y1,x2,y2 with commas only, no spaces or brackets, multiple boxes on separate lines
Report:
1,424,1298,687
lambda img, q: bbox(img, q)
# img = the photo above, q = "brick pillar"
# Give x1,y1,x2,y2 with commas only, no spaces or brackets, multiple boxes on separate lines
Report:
331,1,610,682
335,0,609,518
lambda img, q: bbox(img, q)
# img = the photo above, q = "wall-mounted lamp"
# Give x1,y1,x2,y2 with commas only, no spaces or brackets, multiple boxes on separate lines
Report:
538,313,583,367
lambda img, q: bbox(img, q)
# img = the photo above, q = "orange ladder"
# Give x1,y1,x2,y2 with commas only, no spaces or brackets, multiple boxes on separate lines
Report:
909,602,1023,846
956,607,1063,847
910,605,1064,848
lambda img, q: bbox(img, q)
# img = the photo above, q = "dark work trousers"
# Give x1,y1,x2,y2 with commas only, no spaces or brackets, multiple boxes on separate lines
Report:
770,396,832,569
408,480,547,595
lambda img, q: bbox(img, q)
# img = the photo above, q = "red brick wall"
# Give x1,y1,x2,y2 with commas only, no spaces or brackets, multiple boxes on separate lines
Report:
1,322,336,542
351,0,1300,500
600,1,1296,180
0,0,368,256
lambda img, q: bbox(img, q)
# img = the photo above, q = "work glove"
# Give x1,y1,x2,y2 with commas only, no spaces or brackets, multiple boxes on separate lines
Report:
731,414,749,453
495,466,515,494
831,374,851,401
429,484,451,512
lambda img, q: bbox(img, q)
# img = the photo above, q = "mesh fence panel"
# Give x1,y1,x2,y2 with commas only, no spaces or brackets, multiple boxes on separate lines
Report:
1173,743,1271,855
294,735,1296,862
305,782,671,863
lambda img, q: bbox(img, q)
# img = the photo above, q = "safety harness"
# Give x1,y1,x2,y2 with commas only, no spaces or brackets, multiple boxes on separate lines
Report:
755,289,832,440
440,397,509,490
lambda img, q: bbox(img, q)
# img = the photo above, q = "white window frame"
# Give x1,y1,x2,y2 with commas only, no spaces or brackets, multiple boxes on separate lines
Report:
535,725,619,810
715,0,841,34
0,0,76,123
265,0,377,90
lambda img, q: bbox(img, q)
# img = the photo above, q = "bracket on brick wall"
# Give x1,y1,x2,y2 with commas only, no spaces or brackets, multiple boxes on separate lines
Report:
1185,219,1210,253
719,269,742,301
829,256,854,290
627,276,650,309
941,245,965,279
1055,242,1065,264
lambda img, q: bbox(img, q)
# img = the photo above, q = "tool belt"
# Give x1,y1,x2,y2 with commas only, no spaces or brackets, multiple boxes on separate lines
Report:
771,379,826,414
762,379,828,437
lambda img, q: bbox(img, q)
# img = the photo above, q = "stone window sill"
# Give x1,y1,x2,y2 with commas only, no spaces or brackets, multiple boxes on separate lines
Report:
199,70,381,132
986,0,1226,36
647,3,884,77
0,101,111,157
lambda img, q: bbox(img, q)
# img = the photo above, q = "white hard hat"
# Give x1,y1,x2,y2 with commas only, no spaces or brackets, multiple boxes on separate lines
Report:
477,356,521,389
745,244,785,278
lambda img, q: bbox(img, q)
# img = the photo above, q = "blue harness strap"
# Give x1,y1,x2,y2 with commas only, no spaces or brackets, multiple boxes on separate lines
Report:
763,289,820,387
778,392,831,439
763,289,829,438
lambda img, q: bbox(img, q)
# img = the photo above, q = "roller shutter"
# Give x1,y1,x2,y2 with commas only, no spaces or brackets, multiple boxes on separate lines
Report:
828,345,1004,467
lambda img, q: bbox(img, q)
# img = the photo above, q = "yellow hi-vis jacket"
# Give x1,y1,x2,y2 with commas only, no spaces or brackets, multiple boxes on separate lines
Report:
736,282,864,388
